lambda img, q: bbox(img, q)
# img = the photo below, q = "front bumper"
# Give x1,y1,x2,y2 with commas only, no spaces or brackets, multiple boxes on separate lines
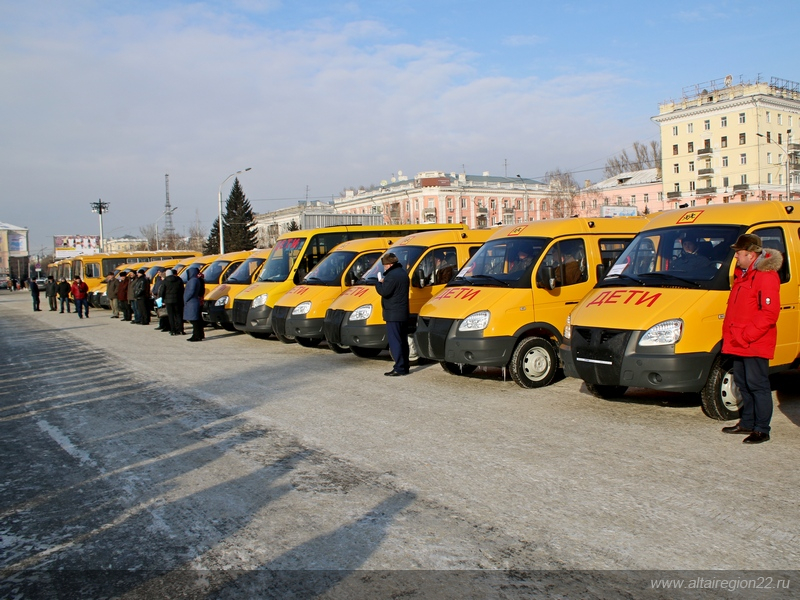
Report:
324,308,387,348
235,302,273,334
560,326,715,393
415,316,515,366
203,301,231,325
272,305,325,339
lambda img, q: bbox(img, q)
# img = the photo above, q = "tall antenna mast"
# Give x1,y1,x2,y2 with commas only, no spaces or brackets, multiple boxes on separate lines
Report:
164,174,175,237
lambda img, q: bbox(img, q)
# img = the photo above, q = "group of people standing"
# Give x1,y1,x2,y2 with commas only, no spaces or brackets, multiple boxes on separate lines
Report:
28,275,90,317
103,267,206,341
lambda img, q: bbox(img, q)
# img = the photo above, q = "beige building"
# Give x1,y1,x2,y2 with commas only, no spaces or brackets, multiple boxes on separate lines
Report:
0,221,29,279
653,75,800,209
103,235,147,253
333,170,561,228
576,168,663,217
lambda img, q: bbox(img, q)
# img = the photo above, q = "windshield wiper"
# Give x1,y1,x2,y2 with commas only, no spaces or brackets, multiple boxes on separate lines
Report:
639,272,702,288
601,273,645,285
464,274,510,287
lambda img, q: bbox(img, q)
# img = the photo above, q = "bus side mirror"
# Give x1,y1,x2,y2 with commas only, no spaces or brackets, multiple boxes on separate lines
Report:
596,263,606,281
536,265,556,290
412,268,425,288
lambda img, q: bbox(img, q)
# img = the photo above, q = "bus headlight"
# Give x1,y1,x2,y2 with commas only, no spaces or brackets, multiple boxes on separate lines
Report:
639,319,683,346
350,304,372,321
459,310,490,332
214,295,229,307
563,314,572,340
292,301,311,316
252,294,268,308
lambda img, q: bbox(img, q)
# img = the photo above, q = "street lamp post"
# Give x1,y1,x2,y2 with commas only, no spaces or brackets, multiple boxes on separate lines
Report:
218,168,252,254
155,207,179,250
90,199,110,252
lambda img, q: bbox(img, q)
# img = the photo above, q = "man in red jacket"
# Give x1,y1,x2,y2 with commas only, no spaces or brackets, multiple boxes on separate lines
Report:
71,276,90,319
721,234,782,444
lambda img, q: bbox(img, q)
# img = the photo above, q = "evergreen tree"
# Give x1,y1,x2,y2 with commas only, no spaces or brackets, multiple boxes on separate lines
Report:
222,178,258,252
204,217,221,254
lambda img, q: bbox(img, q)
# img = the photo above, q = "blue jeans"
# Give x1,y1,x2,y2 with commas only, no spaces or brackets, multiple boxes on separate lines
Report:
74,298,89,318
59,297,71,312
732,356,773,433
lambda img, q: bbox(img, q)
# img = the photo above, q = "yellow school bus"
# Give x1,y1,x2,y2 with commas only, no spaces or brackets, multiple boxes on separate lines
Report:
271,238,396,347
323,228,493,357
560,201,800,420
232,224,467,338
415,217,649,387
204,249,272,331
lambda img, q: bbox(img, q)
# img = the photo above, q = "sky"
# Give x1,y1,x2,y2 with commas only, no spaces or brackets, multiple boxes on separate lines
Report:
2,0,797,255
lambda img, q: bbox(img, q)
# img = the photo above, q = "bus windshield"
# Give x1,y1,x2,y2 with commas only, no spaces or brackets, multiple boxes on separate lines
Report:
203,260,231,285
600,225,741,290
303,251,358,286
226,257,266,284
258,238,305,282
452,237,548,288
361,246,426,285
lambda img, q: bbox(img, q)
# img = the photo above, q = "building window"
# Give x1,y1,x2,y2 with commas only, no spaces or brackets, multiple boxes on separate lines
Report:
592,198,597,208
740,153,747,165
447,216,453,223
721,116,727,127
658,192,663,201
739,133,746,145
689,181,696,191
603,197,609,206
673,164,680,174
723,176,729,188
643,194,649,204
721,136,727,148
630,195,636,205
767,152,772,164
722,156,728,167
704,119,710,130
689,161,695,172
705,158,711,169
687,123,694,133
672,144,679,155
616,196,622,205
490,199,496,209
741,174,747,184
461,197,467,209
766,111,771,123
779,114,783,125
739,113,746,124
778,133,783,144
767,131,771,143
674,183,680,192
768,173,773,184
580,200,586,209
447,198,453,209
688,141,694,153
779,174,784,185
414,199,419,209
672,125,678,136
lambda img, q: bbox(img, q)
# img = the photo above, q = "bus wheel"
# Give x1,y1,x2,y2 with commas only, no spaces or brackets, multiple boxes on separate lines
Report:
328,342,350,354
700,355,740,421
350,346,382,358
586,384,628,399
222,324,238,332
296,336,321,348
441,362,477,376
509,337,558,388
274,331,296,344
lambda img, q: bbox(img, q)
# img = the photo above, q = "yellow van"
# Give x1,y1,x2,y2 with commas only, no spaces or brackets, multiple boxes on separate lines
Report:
323,229,493,357
232,224,467,338
271,238,396,347
179,254,221,283
559,201,800,420
204,249,272,331
415,217,649,387
197,250,254,300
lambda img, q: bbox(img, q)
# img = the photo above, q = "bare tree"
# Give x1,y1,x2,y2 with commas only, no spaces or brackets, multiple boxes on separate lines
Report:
603,141,661,178
139,224,157,251
184,213,207,253
544,169,578,219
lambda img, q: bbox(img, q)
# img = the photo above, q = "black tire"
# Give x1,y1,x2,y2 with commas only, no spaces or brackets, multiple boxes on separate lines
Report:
350,346,382,358
273,330,296,344
222,323,238,332
586,384,629,399
700,355,740,421
441,361,478,376
509,336,559,388
327,342,350,354
296,336,321,348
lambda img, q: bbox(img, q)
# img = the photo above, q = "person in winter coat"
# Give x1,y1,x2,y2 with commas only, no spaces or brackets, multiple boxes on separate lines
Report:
45,276,58,311
151,270,170,332
117,273,131,321
162,268,185,336
133,269,151,325
57,277,72,313
128,271,140,323
184,267,205,341
721,233,782,444
106,273,120,318
71,276,90,318
375,252,410,376
29,279,42,312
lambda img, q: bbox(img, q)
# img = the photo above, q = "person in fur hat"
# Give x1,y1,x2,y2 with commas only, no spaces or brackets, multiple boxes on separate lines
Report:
721,233,783,444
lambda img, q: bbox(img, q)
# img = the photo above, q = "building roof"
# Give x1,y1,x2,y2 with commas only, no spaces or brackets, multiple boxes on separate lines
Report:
0,221,28,231
587,168,660,191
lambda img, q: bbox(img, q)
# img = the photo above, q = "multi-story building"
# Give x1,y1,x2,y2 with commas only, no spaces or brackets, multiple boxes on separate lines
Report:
103,235,147,253
332,170,558,228
0,221,29,279
653,75,800,209
575,168,663,217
